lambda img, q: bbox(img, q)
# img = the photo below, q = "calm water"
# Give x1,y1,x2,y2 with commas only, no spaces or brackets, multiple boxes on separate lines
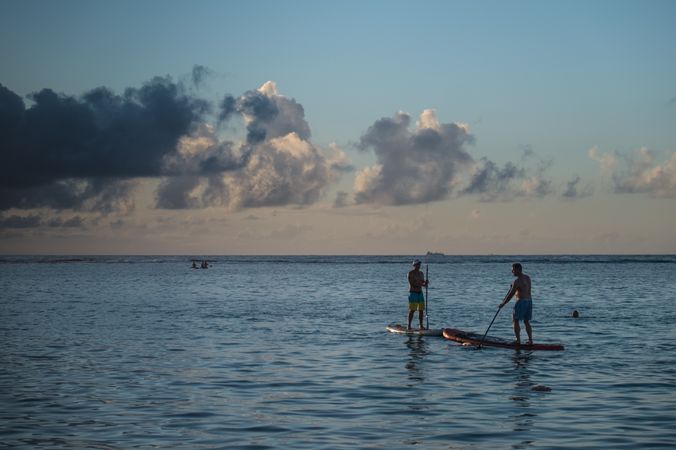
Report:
1,255,675,449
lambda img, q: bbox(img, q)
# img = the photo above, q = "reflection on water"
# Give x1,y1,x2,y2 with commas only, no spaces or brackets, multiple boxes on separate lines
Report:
404,336,429,383
510,351,536,448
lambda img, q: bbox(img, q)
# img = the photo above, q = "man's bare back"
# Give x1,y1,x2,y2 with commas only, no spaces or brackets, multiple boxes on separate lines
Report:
513,273,532,299
408,269,425,293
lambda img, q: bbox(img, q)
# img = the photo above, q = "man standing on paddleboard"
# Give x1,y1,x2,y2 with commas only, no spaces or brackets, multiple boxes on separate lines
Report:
499,263,533,345
407,260,428,329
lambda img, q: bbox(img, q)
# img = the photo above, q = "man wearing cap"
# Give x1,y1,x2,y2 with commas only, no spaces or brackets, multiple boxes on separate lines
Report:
407,260,428,329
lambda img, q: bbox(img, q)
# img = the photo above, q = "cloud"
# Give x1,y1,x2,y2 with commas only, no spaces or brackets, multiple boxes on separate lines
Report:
351,110,560,206
47,216,85,228
0,214,42,229
562,175,593,199
589,147,676,198
155,82,350,210
588,146,617,173
461,158,525,200
1,77,350,215
461,148,555,201
0,178,136,213
0,213,85,229
155,176,202,209
0,78,209,211
226,81,311,145
191,65,212,88
230,132,338,208
353,110,474,205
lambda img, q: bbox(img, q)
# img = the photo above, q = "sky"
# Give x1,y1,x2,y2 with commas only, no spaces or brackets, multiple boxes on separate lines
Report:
1,0,675,255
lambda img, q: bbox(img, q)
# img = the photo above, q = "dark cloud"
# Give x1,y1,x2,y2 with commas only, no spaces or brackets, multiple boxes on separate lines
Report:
221,82,311,145
0,214,42,229
562,176,593,199
354,110,474,205
0,77,209,211
0,178,135,212
461,158,525,200
462,157,554,201
236,90,278,144
1,76,346,215
0,212,85,230
155,176,201,209
47,215,85,228
191,65,212,88
218,95,237,123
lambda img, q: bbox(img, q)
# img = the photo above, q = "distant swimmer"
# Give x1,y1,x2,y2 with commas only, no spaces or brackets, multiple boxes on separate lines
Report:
407,259,428,330
192,261,198,269
572,310,579,318
499,263,533,346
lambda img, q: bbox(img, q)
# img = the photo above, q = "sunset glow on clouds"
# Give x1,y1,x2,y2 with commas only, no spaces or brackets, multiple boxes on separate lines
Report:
1,1,674,254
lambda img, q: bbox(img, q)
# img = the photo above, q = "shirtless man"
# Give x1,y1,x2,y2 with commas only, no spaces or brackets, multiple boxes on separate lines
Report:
407,260,428,329
499,263,533,345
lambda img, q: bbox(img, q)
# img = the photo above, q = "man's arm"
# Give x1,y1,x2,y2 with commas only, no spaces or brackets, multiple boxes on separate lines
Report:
499,281,518,308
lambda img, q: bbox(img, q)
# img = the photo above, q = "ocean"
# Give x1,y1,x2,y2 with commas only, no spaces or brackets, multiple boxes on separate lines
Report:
1,255,675,449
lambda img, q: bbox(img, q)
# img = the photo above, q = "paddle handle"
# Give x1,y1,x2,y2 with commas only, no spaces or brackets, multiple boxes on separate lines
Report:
425,264,429,329
478,307,501,348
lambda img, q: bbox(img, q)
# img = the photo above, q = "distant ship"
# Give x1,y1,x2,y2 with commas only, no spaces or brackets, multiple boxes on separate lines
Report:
426,251,445,256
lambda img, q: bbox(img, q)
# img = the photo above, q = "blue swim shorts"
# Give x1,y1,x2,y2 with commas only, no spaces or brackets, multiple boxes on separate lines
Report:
408,291,425,311
513,298,532,321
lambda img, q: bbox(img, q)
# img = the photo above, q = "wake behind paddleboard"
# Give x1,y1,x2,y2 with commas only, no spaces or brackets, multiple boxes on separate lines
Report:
443,328,564,351
386,323,443,336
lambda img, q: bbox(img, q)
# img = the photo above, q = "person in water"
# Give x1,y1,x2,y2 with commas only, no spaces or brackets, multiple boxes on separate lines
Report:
407,259,428,329
499,263,533,345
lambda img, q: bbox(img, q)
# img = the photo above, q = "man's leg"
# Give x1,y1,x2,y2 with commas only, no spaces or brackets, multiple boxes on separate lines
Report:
418,309,425,329
408,310,414,329
513,319,521,344
524,320,533,344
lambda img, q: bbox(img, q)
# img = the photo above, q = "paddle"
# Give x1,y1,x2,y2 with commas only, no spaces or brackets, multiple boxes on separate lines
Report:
477,307,501,349
425,264,429,329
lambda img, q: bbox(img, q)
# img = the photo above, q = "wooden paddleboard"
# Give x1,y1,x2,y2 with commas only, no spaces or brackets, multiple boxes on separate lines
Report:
386,323,443,336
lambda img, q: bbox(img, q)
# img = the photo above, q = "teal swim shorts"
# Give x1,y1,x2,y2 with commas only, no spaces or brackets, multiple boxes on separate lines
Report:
513,298,533,321
408,291,425,311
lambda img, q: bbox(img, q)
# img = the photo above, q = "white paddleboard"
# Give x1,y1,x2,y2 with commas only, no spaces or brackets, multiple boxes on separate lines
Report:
386,323,443,336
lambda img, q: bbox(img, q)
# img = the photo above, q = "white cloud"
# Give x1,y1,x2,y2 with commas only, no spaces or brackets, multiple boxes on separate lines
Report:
588,146,617,173
258,80,278,97
156,82,351,210
589,146,676,198
416,109,441,131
